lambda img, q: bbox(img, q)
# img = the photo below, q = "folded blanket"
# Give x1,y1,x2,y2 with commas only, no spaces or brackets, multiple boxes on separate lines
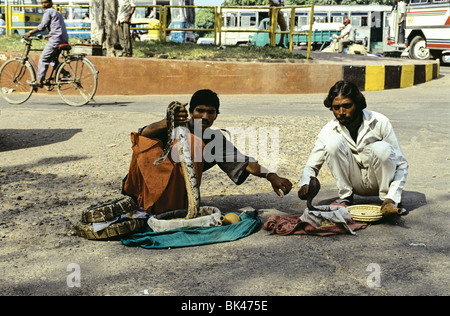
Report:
121,211,261,249
264,214,367,236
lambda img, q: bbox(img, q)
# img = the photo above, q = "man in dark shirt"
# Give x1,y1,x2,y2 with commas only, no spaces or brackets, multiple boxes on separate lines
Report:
123,89,292,215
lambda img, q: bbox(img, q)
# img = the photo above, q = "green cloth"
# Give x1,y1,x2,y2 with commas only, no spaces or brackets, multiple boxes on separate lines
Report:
121,211,261,249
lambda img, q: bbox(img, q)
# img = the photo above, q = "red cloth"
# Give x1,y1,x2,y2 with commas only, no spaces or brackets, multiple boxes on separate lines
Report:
264,214,368,236
123,132,204,215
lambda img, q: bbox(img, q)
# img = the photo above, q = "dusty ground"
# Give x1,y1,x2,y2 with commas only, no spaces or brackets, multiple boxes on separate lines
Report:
0,68,449,297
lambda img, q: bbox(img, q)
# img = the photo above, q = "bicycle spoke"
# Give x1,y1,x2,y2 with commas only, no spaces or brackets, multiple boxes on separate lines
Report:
0,59,34,104
56,58,97,106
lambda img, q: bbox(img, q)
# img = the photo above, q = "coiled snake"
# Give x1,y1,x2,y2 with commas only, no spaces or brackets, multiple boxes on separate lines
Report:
153,101,200,219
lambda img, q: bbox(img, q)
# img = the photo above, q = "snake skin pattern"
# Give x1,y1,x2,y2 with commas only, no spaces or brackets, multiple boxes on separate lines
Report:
153,101,200,219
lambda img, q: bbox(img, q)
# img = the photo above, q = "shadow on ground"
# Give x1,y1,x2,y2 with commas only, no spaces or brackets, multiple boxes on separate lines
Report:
0,128,82,152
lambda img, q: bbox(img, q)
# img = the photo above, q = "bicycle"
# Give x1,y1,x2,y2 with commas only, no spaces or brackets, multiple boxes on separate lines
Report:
0,35,98,107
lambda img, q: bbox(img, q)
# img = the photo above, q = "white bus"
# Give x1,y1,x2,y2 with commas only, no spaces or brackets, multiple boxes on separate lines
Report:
53,0,90,39
219,5,396,54
293,4,395,53
388,0,450,61
219,7,269,46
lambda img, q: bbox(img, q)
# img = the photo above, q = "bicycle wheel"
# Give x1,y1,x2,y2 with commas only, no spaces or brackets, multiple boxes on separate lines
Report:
0,58,35,104
56,57,98,106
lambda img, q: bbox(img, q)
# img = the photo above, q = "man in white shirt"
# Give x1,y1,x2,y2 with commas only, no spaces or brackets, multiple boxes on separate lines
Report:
116,0,136,57
297,81,408,214
396,0,406,43
336,18,356,53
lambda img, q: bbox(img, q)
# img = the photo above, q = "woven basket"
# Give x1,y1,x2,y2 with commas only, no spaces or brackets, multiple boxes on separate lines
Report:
81,196,137,223
76,219,147,240
348,204,383,222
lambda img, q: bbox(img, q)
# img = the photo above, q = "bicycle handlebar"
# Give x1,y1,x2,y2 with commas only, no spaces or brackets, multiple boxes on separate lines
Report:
21,34,43,44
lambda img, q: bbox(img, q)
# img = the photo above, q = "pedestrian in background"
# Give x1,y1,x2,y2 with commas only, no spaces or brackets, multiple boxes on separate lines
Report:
0,14,6,35
116,0,136,57
269,0,287,48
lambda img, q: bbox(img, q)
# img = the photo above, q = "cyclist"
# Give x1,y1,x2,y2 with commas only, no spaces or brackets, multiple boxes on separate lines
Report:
24,0,69,89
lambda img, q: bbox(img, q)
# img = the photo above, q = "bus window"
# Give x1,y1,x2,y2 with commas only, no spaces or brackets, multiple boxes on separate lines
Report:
73,7,89,20
134,7,147,19
313,12,328,23
351,12,369,27
331,12,346,24
296,12,308,26
224,13,237,27
410,0,430,3
240,13,256,27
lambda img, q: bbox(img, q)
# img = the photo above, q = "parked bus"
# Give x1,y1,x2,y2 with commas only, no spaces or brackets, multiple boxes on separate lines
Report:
221,5,396,54
53,0,90,39
1,0,195,42
295,4,395,53
388,0,450,61
168,0,195,42
1,0,42,36
220,7,269,45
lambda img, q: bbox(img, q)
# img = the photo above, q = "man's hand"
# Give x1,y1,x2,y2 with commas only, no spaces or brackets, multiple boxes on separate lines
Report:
381,198,398,216
174,102,190,126
267,173,292,198
297,184,309,200
24,31,31,38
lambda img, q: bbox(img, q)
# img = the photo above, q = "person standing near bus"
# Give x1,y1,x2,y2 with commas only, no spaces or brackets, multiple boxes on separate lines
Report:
269,0,287,48
396,0,406,43
116,0,136,57
24,0,69,88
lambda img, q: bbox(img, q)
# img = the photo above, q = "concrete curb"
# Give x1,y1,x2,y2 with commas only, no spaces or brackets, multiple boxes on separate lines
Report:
0,52,441,95
343,62,440,91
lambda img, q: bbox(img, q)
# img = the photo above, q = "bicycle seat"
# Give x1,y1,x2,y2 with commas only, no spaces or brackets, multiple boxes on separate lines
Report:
58,44,72,51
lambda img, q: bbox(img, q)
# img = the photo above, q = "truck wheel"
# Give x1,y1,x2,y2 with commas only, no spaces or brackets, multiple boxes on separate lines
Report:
409,36,430,60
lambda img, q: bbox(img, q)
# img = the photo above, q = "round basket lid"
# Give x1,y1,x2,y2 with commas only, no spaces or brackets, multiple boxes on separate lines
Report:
348,204,383,222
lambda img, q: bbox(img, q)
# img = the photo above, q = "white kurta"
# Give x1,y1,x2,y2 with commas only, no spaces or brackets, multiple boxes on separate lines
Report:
300,109,408,204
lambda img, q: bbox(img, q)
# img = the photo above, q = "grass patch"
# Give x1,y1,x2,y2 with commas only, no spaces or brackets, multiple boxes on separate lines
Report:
0,35,306,60
133,40,306,60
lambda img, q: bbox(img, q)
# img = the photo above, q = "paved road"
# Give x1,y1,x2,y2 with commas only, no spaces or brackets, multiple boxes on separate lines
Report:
0,66,448,299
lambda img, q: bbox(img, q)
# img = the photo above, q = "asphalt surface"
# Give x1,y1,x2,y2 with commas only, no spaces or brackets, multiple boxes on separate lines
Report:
0,59,448,299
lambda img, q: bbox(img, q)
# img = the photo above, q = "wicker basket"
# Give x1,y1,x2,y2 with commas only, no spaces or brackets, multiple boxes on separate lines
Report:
347,204,383,222
76,219,147,240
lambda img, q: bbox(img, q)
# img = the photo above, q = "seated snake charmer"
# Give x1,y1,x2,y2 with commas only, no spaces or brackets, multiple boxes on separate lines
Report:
122,89,293,215
297,81,409,214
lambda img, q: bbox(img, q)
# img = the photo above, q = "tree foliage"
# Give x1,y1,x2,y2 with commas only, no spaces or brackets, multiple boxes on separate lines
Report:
195,8,215,37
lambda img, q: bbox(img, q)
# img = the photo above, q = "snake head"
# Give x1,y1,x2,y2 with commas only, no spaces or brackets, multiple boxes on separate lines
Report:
307,176,321,200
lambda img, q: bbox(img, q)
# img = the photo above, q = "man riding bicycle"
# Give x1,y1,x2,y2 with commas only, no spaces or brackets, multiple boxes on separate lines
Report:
24,0,68,89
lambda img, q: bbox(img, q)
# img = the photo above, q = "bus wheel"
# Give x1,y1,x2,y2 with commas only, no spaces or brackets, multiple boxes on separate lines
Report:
409,36,430,60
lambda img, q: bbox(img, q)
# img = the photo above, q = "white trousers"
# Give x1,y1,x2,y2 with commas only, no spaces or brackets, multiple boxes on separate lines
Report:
324,135,397,201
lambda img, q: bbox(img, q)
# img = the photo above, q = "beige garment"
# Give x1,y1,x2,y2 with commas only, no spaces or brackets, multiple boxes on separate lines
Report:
90,0,119,57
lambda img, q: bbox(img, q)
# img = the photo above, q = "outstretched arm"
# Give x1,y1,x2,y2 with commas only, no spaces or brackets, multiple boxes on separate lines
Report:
245,162,292,198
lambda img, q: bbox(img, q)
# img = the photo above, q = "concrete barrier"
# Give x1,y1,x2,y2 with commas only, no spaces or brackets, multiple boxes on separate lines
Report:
343,62,440,92
0,52,440,95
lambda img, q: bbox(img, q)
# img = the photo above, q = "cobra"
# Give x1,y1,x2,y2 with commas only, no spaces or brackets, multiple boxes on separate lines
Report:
153,101,200,219
306,176,321,211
